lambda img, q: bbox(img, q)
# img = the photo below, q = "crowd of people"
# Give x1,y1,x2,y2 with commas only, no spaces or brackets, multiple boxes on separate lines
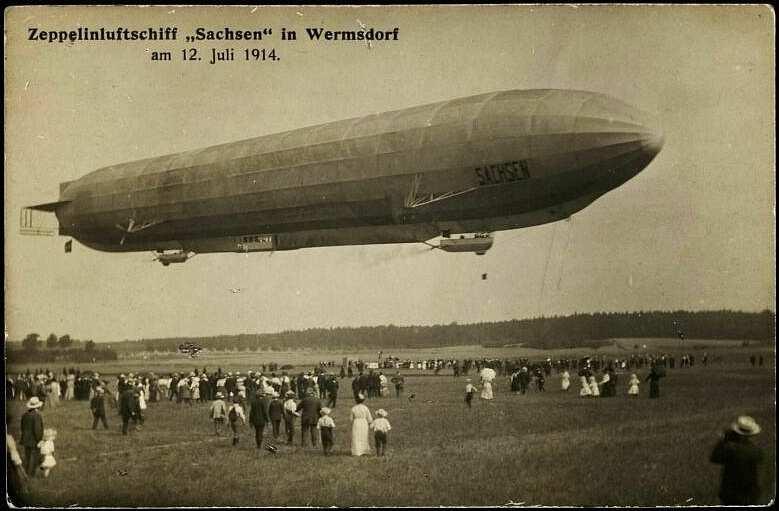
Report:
6,351,770,506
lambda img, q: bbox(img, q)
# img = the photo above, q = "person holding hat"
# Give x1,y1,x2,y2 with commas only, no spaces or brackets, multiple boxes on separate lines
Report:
710,416,766,505
296,388,322,448
91,387,109,430
209,392,228,436
20,397,44,476
370,409,391,457
316,408,336,456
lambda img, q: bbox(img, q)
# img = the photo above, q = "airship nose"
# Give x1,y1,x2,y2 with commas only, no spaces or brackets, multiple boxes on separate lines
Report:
644,130,664,152
638,115,664,156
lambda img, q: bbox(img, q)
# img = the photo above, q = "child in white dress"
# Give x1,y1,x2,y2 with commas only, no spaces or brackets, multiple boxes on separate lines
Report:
628,373,640,396
588,376,600,397
579,376,592,397
38,428,57,477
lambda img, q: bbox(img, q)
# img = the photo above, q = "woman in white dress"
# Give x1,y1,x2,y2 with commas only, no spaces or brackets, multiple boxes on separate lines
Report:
480,379,494,400
561,371,571,392
588,376,600,397
579,376,592,397
350,393,373,456
48,379,61,408
65,373,75,400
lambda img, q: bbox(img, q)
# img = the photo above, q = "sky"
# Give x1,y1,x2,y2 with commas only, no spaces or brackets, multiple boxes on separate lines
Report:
4,5,775,343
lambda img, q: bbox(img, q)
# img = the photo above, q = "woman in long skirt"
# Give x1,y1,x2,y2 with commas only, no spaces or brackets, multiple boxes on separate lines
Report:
480,380,494,400
350,393,373,456
48,380,61,408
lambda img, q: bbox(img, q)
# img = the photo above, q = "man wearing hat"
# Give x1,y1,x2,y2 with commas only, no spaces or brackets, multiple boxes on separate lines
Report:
268,392,284,440
91,387,109,430
119,385,137,435
710,416,766,505
282,391,300,445
249,389,271,449
296,388,322,447
20,397,44,475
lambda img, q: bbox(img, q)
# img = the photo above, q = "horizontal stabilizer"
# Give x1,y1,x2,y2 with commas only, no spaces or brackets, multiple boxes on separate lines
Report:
27,200,71,212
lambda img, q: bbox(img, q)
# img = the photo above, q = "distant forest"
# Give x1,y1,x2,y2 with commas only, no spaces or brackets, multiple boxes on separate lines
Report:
114,310,775,353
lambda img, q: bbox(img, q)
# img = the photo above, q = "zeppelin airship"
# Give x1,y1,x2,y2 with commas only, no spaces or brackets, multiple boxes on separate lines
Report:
24,89,663,265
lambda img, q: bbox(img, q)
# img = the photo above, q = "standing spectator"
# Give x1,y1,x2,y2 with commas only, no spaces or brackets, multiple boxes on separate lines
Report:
326,376,339,409
316,408,336,456
350,393,373,456
7,413,28,504
119,387,136,435
37,429,57,478
283,391,299,445
91,387,109,430
297,388,322,448
48,378,61,408
579,376,592,397
710,416,765,505
268,393,284,440
627,374,640,397
249,389,270,449
588,376,600,397
371,409,392,457
227,396,247,446
646,365,663,399
20,397,44,476
391,372,404,398
560,370,570,392
464,379,478,408
209,392,228,436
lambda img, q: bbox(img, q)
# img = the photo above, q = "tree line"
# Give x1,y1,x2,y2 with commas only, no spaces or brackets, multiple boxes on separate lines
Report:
11,333,118,363
109,309,775,353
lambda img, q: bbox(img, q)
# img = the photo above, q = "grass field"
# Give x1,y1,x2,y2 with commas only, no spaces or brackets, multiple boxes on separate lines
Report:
6,345,775,507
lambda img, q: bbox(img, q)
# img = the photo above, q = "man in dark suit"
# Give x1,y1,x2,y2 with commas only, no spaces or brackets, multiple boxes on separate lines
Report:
119,387,136,435
20,397,44,476
91,387,109,429
21,396,43,476
326,376,339,408
710,416,766,505
296,388,322,447
249,389,270,448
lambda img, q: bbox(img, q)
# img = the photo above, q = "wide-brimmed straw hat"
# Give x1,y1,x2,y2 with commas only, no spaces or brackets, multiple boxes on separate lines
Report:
320,407,331,415
375,409,388,418
26,397,43,409
731,416,761,436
